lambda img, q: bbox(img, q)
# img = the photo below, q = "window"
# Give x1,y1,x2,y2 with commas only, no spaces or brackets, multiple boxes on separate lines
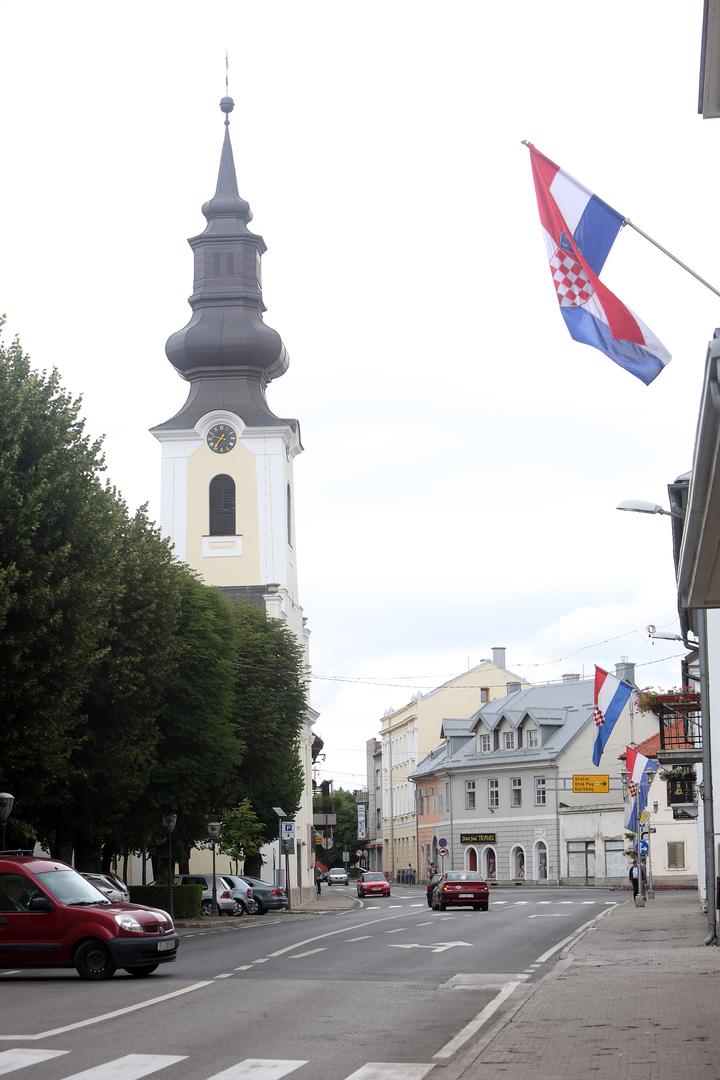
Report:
511,777,522,807
225,252,235,275
605,840,626,878
375,768,381,790
376,808,381,829
480,687,490,703
488,778,499,808
667,841,686,869
209,474,236,535
213,252,222,276
503,731,515,750
535,776,546,806
465,781,476,810
479,733,491,753
526,728,539,748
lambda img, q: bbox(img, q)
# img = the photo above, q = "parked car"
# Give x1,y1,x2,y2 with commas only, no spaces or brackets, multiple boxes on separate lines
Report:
327,868,349,886
0,854,179,979
175,873,239,917
81,873,126,904
237,875,288,915
218,875,257,915
426,873,443,908
431,871,489,911
356,872,391,898
104,870,131,900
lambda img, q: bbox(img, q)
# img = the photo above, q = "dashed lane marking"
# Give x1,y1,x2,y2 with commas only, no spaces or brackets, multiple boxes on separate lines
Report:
289,948,326,960
346,936,372,942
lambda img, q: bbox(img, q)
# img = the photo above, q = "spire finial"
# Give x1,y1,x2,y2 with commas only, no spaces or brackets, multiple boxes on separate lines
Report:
220,51,234,127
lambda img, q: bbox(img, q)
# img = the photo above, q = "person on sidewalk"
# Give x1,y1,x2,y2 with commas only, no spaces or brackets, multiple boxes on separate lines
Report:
629,859,646,898
407,864,414,886
314,865,322,897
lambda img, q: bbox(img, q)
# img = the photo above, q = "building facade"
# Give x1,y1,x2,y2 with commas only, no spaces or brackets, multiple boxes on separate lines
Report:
364,738,384,872
151,96,316,902
379,648,528,881
412,667,658,886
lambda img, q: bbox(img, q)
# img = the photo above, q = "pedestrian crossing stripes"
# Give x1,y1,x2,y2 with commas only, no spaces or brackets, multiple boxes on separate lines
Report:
0,1053,434,1080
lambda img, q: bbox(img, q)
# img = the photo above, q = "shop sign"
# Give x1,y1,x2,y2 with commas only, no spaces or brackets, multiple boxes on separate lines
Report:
460,832,496,844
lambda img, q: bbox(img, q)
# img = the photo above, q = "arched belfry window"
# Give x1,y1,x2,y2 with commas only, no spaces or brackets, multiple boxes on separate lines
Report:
209,475,236,536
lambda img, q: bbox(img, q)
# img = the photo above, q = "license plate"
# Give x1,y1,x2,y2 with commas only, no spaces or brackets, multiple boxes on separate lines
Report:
459,893,473,898
157,939,176,952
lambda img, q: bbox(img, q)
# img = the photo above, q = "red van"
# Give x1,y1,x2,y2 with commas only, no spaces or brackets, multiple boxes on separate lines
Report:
0,854,179,979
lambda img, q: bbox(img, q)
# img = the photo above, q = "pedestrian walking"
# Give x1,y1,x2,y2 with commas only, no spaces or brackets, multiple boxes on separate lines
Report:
629,860,645,898
314,865,322,897
407,863,414,886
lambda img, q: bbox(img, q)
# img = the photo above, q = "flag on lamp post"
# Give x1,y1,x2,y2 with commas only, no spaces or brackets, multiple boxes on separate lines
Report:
624,745,655,831
526,143,671,385
592,667,634,766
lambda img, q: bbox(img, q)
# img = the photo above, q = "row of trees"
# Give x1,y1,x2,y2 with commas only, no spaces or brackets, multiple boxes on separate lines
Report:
0,325,308,877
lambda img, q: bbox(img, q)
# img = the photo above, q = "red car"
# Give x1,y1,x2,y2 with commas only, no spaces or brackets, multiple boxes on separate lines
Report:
356,872,391,898
431,870,489,911
0,854,179,979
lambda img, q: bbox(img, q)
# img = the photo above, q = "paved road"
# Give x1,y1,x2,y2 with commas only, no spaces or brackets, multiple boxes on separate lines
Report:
0,886,617,1080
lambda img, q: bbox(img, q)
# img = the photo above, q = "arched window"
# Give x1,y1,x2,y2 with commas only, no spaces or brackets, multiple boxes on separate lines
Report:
510,845,526,881
534,840,548,881
209,474,236,536
483,846,497,880
287,483,292,546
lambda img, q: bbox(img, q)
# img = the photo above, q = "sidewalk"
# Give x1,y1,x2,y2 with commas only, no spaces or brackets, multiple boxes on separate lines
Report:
174,888,358,930
293,889,360,913
456,891,720,1080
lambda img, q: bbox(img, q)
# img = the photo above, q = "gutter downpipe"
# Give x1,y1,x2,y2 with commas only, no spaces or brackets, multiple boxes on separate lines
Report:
698,607,717,945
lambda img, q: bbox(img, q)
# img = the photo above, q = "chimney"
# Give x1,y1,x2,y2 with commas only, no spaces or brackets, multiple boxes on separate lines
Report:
506,681,522,695
492,647,506,669
615,658,636,685
562,673,581,682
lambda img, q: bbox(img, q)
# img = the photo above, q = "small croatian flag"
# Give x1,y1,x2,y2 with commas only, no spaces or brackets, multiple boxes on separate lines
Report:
592,666,633,766
527,144,671,386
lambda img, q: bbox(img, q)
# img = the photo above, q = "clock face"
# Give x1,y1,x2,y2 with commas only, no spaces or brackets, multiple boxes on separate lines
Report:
207,423,237,454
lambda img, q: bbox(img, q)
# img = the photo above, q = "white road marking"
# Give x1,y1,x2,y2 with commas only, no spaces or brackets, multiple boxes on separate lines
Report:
385,928,405,934
537,901,551,905
0,982,213,1042
557,900,574,904
439,916,455,921
215,974,234,979
0,1050,68,1074
345,1064,434,1079
434,981,522,1059
492,900,507,905
60,1054,186,1079
603,901,619,905
253,959,269,964
289,948,326,959
513,901,529,905
235,965,253,970
205,1062,307,1080
346,936,372,942
263,908,433,962
582,901,596,905
0,971,20,977
388,941,474,954
528,914,572,918
534,904,617,965
388,905,402,909
416,922,432,927
365,906,380,910
410,904,423,908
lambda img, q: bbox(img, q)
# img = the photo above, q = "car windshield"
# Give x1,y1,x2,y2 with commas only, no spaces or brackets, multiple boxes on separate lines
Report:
37,869,111,905
445,872,483,882
363,873,384,881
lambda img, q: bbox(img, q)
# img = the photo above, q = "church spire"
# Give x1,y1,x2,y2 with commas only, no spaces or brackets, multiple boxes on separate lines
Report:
157,96,293,432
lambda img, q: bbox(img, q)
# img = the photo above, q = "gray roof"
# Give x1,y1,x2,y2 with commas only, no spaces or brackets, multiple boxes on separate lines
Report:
440,717,475,738
154,97,298,436
412,678,596,777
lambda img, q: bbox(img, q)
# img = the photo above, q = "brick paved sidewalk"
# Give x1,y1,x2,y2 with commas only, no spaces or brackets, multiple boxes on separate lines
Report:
456,891,720,1080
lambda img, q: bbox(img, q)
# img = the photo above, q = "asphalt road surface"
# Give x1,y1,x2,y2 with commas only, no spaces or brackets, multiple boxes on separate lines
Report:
0,886,618,1080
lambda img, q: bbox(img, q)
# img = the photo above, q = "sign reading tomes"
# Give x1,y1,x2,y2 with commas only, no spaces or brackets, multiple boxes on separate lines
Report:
572,774,610,793
460,832,496,844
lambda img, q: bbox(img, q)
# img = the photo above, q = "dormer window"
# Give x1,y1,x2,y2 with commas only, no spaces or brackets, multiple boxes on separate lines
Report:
479,733,491,753
526,728,539,748
503,731,515,750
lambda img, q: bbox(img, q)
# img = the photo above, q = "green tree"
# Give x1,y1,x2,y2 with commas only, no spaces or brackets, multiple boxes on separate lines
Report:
218,800,266,871
0,327,118,839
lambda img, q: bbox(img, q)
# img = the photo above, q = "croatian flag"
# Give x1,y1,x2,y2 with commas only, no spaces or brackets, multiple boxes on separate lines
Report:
625,745,655,830
527,144,671,386
592,666,633,766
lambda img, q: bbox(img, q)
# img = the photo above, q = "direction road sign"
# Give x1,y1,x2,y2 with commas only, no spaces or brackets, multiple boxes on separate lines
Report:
572,774,609,793
640,840,649,856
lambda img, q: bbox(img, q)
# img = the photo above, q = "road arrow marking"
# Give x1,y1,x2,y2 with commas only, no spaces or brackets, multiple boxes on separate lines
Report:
387,941,474,954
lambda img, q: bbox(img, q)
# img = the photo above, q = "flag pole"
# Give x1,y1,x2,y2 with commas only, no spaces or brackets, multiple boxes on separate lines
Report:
623,219,720,301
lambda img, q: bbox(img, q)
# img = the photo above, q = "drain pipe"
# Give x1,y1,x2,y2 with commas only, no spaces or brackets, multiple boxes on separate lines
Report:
698,608,717,945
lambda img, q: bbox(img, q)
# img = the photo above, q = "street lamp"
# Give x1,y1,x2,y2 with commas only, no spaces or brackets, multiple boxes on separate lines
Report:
0,794,14,850
162,812,177,918
616,499,680,518
207,821,221,916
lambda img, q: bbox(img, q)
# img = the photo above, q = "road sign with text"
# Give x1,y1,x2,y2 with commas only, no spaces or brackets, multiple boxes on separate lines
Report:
572,774,609,793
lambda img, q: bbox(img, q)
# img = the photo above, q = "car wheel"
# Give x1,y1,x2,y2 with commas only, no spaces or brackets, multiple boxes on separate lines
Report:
438,901,447,911
233,901,246,916
201,899,212,917
427,896,433,907
124,964,159,977
74,940,116,980
473,903,482,911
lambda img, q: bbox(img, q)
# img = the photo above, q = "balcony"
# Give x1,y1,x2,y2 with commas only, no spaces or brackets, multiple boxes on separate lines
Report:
652,692,702,765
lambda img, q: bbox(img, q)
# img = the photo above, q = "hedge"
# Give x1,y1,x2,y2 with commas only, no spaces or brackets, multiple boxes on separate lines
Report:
129,884,202,919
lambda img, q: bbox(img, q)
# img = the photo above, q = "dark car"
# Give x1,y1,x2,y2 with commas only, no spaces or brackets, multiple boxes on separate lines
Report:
0,855,179,979
431,870,489,911
426,873,443,907
240,875,288,915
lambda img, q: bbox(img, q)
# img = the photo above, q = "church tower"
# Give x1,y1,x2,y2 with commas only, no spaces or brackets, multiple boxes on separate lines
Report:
152,95,306,654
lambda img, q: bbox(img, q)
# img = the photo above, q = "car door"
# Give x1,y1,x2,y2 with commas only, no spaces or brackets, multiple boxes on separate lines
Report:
0,871,67,968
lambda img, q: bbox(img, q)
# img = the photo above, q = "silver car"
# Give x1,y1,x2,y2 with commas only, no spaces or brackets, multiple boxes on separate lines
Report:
176,873,239,916
327,868,349,886
80,872,127,904
220,875,257,915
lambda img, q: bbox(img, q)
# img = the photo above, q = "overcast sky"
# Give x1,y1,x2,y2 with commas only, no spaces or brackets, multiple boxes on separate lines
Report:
1,2,717,788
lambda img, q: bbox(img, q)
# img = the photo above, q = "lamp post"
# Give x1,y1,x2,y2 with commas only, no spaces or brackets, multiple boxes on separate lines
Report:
208,821,221,916
162,812,177,918
0,794,14,850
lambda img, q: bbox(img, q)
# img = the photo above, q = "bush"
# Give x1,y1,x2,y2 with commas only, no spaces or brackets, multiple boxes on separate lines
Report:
129,884,202,919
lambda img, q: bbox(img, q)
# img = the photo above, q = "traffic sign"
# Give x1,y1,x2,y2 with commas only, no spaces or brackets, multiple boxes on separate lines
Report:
439,837,448,848
572,774,609,793
438,846,448,858
639,840,649,856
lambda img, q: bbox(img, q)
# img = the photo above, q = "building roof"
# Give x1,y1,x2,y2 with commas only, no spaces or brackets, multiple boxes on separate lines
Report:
440,718,475,738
